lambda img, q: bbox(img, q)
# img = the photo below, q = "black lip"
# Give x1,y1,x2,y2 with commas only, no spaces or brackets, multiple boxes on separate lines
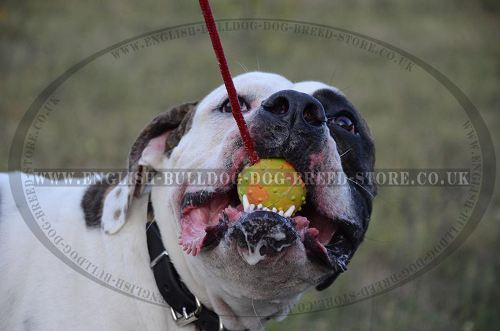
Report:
181,188,234,211
202,212,229,251
181,190,216,210
304,230,353,271
320,219,357,270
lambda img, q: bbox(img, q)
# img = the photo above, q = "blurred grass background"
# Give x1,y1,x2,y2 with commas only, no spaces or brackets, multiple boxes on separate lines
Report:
0,1,498,330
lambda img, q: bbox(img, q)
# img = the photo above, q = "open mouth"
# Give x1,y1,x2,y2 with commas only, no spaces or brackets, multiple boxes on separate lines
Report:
178,163,356,271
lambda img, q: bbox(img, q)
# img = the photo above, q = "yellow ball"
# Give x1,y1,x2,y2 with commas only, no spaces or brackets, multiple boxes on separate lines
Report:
237,159,306,215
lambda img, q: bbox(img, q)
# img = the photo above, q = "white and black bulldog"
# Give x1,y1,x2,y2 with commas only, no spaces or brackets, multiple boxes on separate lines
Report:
0,72,375,330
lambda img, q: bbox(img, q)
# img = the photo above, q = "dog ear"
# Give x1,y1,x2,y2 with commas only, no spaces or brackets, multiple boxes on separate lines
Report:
127,101,197,198
87,102,197,234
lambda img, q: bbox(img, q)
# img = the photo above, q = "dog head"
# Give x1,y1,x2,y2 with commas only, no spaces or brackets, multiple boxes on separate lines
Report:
94,72,375,329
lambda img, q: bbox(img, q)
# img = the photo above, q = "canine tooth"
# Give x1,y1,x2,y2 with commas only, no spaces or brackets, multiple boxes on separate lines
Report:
242,194,250,212
284,205,295,217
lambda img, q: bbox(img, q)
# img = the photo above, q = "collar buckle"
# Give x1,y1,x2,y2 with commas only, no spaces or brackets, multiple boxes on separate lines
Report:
170,296,203,327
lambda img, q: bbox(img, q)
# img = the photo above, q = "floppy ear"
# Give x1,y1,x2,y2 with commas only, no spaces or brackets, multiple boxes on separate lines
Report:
82,102,197,234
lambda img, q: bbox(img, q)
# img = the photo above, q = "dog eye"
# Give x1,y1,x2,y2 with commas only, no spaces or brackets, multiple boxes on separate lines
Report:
331,114,356,133
219,97,249,113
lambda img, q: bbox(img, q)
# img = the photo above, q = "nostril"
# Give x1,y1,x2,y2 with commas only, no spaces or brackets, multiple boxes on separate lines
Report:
262,96,289,115
303,103,326,126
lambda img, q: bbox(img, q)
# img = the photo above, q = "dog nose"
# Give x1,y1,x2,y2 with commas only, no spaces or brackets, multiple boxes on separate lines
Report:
261,90,326,127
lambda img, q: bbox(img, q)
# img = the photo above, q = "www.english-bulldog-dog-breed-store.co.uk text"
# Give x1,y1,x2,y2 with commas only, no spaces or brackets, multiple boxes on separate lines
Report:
0,72,376,330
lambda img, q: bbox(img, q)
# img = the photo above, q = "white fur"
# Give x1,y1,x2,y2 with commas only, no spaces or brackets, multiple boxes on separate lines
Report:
101,178,132,234
0,173,179,331
0,72,353,331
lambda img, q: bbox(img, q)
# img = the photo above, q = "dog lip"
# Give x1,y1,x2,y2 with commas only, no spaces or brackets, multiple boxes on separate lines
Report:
229,210,299,264
181,189,230,212
179,190,358,268
202,215,229,250
229,210,299,246
304,218,355,270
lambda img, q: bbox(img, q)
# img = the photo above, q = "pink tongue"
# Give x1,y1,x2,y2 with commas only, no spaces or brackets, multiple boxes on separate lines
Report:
293,215,310,240
224,206,243,222
179,208,208,256
179,203,242,256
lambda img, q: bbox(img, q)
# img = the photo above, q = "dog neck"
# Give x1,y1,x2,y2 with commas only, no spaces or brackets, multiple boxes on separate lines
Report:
150,191,301,330
201,285,301,330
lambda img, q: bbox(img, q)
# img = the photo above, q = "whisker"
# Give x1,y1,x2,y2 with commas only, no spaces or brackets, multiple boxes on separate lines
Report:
364,235,394,243
329,68,337,86
252,299,264,329
340,148,352,158
236,61,249,73
346,177,374,199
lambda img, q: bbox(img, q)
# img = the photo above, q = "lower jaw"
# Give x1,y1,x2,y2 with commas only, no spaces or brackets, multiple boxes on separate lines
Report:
179,197,351,271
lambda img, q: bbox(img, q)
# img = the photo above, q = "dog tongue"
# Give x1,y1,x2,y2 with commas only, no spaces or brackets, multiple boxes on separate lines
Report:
224,206,243,222
179,199,242,256
292,215,309,240
179,208,208,256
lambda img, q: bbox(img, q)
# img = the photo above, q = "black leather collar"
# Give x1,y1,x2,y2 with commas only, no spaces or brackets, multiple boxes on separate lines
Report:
146,199,226,331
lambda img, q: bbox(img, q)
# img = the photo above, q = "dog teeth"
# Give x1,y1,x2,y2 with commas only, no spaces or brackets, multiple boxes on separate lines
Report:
242,194,250,212
244,201,293,217
284,205,295,217
242,195,257,213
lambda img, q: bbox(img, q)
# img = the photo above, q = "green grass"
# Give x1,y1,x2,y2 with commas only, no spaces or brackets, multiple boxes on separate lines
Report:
1,1,499,330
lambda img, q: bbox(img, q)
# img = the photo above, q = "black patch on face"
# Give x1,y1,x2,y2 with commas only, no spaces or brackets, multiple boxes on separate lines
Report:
314,88,376,200
312,88,376,290
313,89,375,186
81,173,119,227
319,89,375,235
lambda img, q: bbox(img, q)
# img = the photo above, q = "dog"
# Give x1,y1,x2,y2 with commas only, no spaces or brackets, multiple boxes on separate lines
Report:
0,72,375,330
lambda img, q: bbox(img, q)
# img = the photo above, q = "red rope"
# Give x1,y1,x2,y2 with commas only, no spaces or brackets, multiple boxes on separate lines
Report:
198,0,259,164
